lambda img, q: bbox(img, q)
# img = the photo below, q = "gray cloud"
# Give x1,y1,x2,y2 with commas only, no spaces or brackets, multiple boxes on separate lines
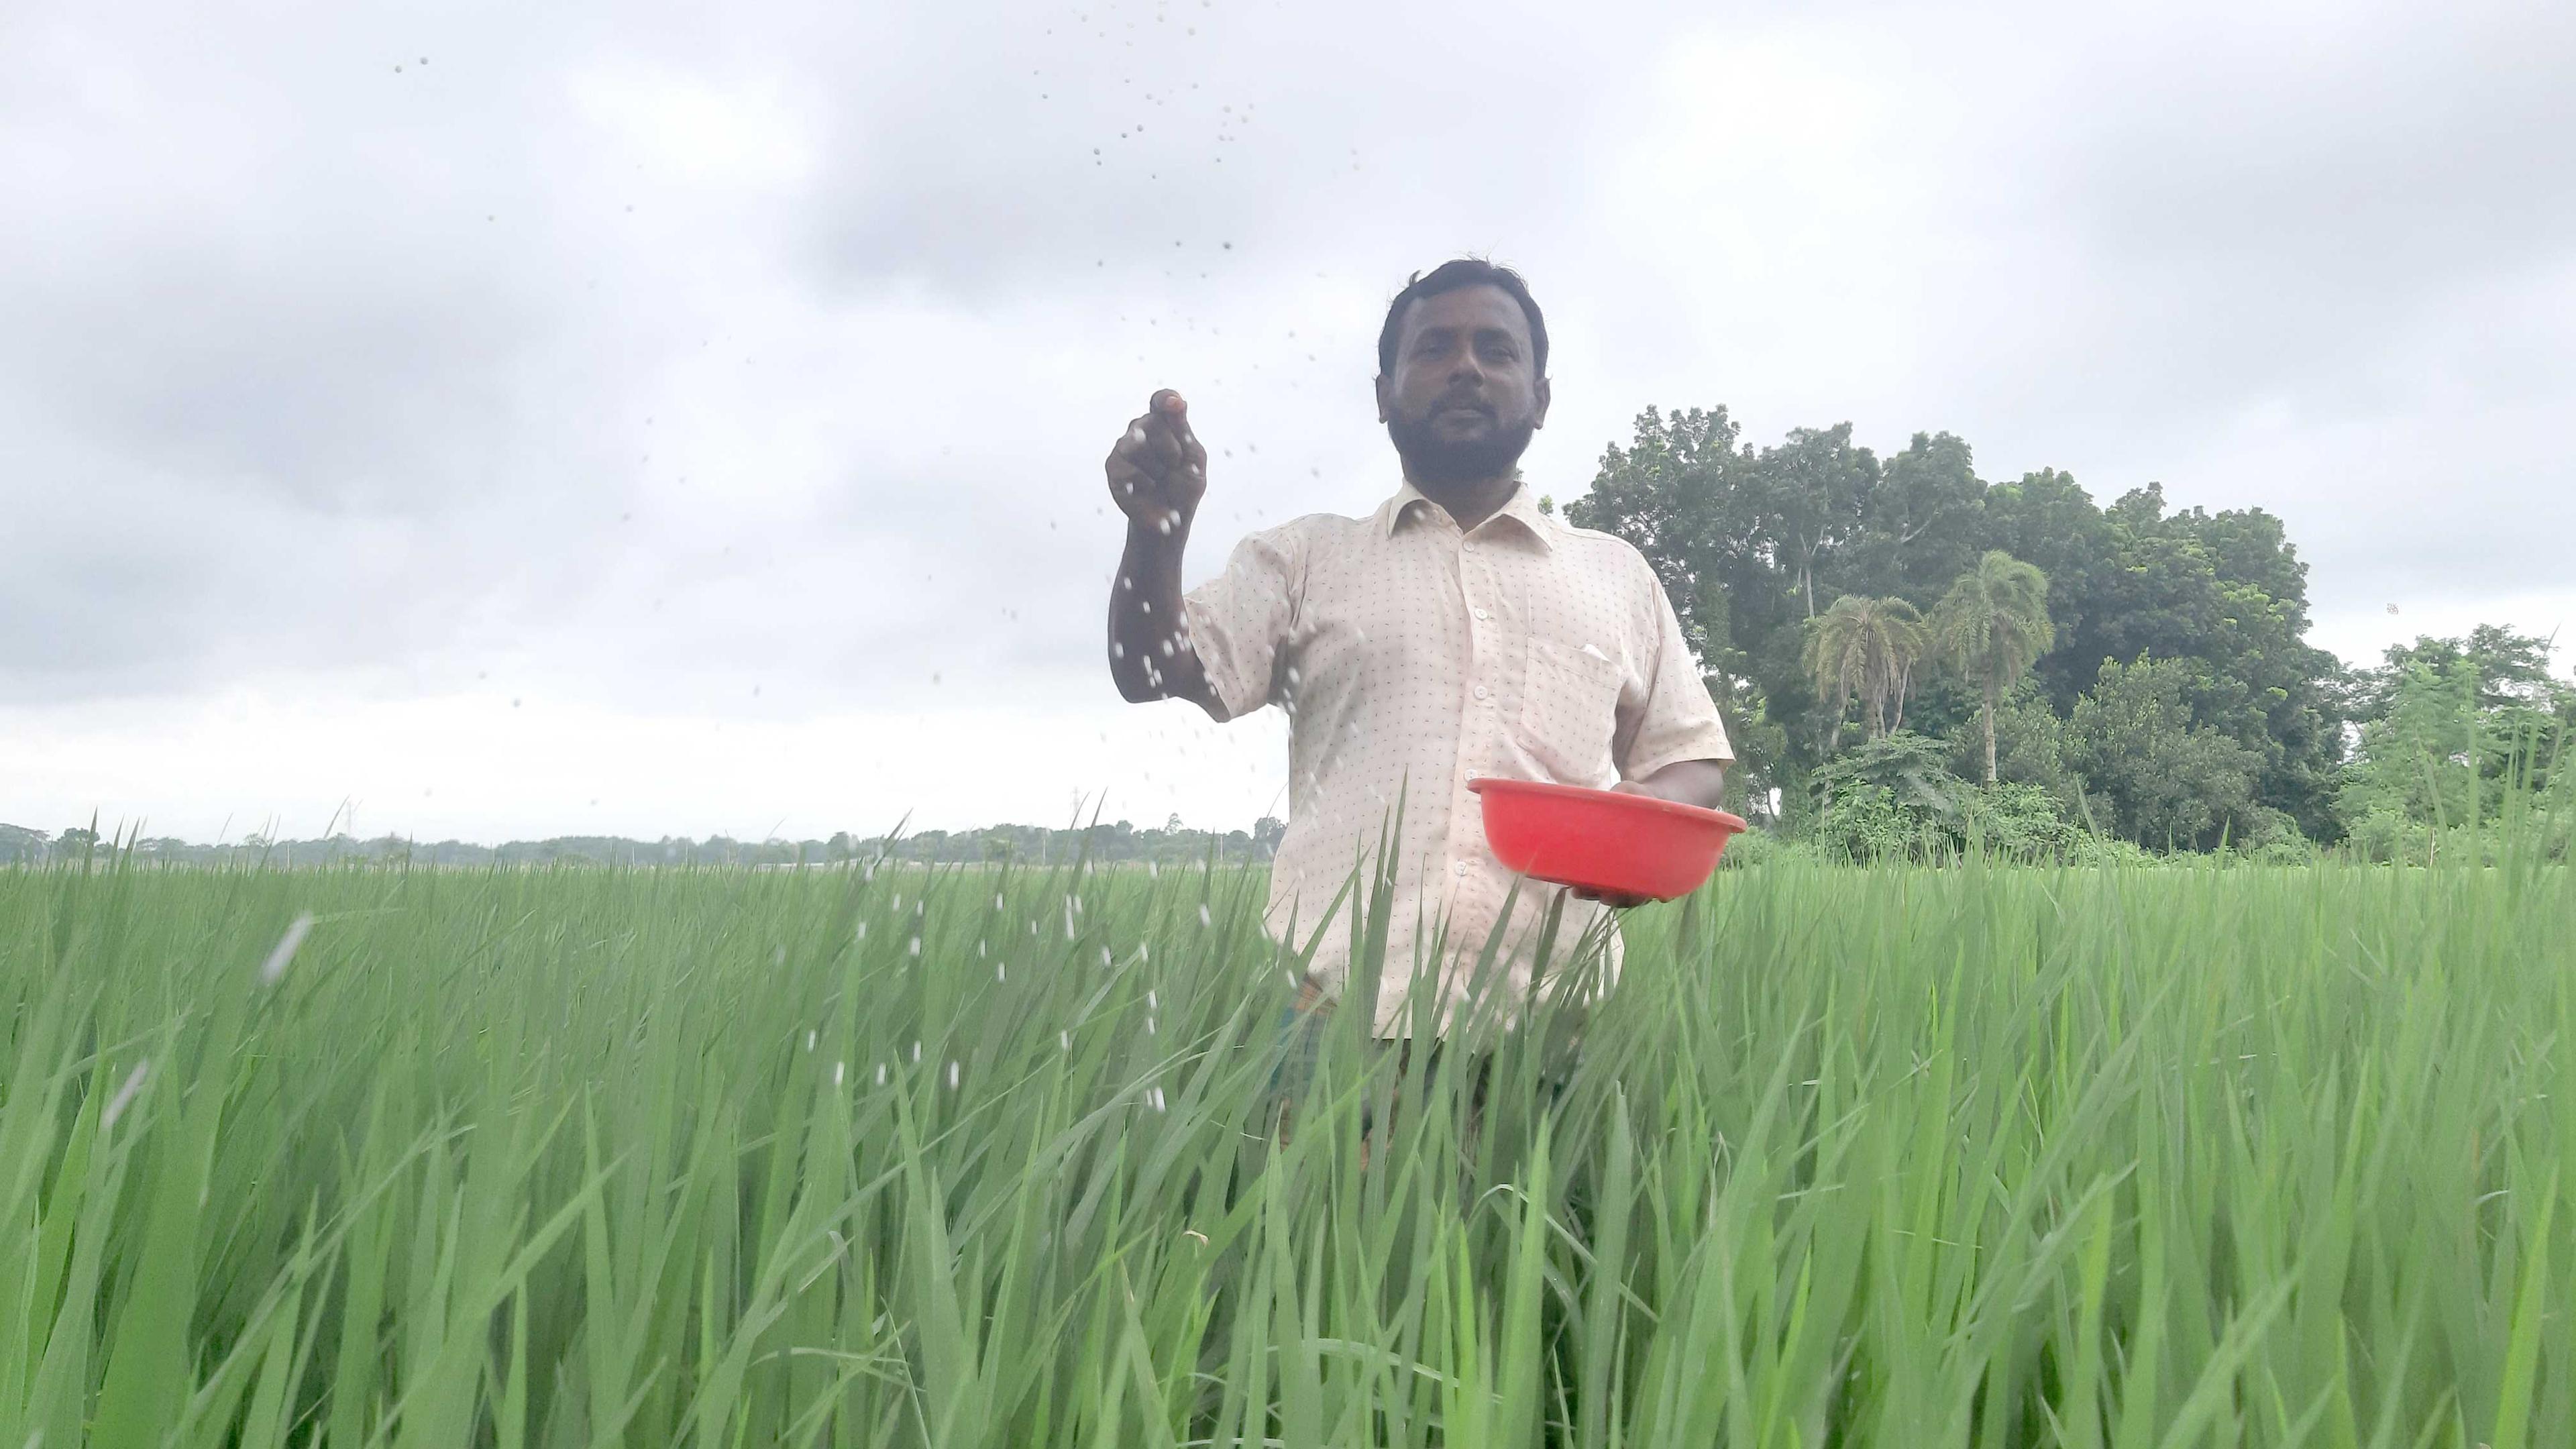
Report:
3,0,2570,837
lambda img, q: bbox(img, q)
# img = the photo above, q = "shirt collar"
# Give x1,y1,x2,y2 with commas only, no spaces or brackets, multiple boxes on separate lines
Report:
1379,476,1556,552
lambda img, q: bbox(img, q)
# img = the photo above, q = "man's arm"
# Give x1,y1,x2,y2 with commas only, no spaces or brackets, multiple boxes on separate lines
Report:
1104,390,1218,714
1108,518,1216,711
1615,758,1727,811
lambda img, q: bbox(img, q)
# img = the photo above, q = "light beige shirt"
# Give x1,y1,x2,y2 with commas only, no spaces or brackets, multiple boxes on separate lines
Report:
1181,478,1733,1037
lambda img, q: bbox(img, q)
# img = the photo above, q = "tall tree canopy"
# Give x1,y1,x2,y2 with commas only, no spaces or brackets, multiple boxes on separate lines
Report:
1572,405,2351,840
1932,552,2056,787
1804,596,1931,753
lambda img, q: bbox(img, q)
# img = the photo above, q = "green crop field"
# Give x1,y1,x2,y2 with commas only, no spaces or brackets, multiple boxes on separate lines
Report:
0,851,2569,1447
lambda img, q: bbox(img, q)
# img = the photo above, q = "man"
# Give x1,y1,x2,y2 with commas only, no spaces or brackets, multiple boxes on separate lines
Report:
1102,257,1731,1063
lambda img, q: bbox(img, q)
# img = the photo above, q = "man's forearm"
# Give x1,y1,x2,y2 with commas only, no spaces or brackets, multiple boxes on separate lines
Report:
1634,759,1727,810
1108,523,1207,704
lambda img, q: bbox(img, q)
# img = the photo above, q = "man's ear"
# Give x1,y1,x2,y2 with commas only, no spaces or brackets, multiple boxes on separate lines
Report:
1373,374,1392,425
1533,375,1551,429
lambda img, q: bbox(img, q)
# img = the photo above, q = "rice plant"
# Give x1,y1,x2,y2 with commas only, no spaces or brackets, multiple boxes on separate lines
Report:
0,842,2567,1446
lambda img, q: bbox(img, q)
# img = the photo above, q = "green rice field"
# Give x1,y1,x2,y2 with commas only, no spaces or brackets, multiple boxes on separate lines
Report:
1,850,2569,1446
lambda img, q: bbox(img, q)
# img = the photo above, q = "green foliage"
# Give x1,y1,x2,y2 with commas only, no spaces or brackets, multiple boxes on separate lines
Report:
1810,731,2102,863
1932,551,2057,786
1572,418,2350,841
2340,627,2575,861
2068,655,2268,850
1803,595,1932,751
5,844,2575,1443
1945,680,2084,809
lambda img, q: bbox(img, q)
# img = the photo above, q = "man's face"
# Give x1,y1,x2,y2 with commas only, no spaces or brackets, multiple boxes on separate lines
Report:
1375,284,1550,488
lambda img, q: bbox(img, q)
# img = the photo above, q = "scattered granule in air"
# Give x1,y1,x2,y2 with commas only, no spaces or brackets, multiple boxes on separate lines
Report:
833,1061,846,1086
102,1060,151,1130
260,912,316,984
1199,904,1212,926
947,1061,960,1089
806,1029,816,1051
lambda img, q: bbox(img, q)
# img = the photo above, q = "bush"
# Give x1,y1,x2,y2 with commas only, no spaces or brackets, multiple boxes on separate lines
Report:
1812,783,1942,863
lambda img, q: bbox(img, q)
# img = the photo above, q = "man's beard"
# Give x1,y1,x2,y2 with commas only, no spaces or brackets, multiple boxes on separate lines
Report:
1385,408,1536,488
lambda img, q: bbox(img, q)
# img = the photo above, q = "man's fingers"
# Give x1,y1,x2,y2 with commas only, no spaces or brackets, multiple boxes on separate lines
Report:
1110,411,1167,488
1144,390,1201,481
1160,392,1205,472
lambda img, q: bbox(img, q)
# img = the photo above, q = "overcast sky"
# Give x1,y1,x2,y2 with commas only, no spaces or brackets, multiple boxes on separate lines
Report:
5,0,2571,845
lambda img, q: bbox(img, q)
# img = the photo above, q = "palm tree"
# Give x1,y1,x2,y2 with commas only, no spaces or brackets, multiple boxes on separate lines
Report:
1804,595,1932,753
1932,551,2056,786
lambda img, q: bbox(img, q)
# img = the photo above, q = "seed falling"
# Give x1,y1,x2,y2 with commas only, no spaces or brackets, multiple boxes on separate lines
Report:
260,912,315,984
102,1059,151,1129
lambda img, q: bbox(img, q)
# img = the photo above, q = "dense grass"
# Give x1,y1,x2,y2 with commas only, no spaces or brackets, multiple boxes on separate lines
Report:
0,849,2569,1446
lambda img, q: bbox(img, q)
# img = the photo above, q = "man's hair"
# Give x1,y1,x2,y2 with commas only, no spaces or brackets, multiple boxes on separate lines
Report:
1376,257,1549,382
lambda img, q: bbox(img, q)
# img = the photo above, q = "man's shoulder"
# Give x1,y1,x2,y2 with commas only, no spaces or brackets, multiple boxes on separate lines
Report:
1542,515,1658,578
1235,504,1389,553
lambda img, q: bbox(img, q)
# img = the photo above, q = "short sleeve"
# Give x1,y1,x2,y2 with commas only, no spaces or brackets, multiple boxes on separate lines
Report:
1181,524,1303,724
1616,568,1734,779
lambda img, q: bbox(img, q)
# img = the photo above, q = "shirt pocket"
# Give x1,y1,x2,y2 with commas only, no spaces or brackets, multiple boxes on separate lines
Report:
1519,635,1625,784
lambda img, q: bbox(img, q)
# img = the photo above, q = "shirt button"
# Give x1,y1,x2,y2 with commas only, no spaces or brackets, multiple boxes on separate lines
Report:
1473,607,1490,621
1472,684,1491,701
1453,860,1470,877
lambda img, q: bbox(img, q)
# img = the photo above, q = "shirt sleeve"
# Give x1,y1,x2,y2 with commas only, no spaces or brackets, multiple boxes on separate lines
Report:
1616,566,1734,780
1180,523,1303,724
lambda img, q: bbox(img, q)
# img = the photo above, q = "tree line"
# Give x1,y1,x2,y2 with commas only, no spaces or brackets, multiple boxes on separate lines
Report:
0,817,1287,869
1562,405,2573,859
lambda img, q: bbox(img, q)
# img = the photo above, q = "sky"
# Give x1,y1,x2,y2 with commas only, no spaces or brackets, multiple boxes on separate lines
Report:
3,0,2571,845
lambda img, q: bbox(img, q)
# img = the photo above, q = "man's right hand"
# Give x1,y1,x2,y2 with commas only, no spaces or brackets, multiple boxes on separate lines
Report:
1105,389,1207,535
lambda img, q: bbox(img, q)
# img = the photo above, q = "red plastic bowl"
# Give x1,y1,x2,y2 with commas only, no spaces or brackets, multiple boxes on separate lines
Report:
1468,777,1748,902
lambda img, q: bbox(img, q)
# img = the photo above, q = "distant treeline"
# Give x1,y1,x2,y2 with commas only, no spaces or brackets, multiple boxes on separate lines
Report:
0,816,1288,869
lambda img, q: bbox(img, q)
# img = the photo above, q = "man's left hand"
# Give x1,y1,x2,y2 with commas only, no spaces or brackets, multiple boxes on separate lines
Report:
1568,765,1728,910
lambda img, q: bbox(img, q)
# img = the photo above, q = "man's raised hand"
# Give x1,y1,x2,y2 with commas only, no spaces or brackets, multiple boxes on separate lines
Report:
1105,389,1208,535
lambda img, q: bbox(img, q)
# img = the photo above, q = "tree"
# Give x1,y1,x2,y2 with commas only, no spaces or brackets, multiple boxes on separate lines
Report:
1755,424,1882,621
2345,627,2573,845
2023,484,2345,837
1932,551,2055,786
1803,596,1931,753
2068,656,2268,849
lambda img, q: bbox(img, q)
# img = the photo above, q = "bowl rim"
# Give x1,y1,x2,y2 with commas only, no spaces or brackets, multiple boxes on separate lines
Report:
1467,775,1749,831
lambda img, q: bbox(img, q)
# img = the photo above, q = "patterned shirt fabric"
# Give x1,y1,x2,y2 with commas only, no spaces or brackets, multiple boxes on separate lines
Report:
1181,477,1733,1038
